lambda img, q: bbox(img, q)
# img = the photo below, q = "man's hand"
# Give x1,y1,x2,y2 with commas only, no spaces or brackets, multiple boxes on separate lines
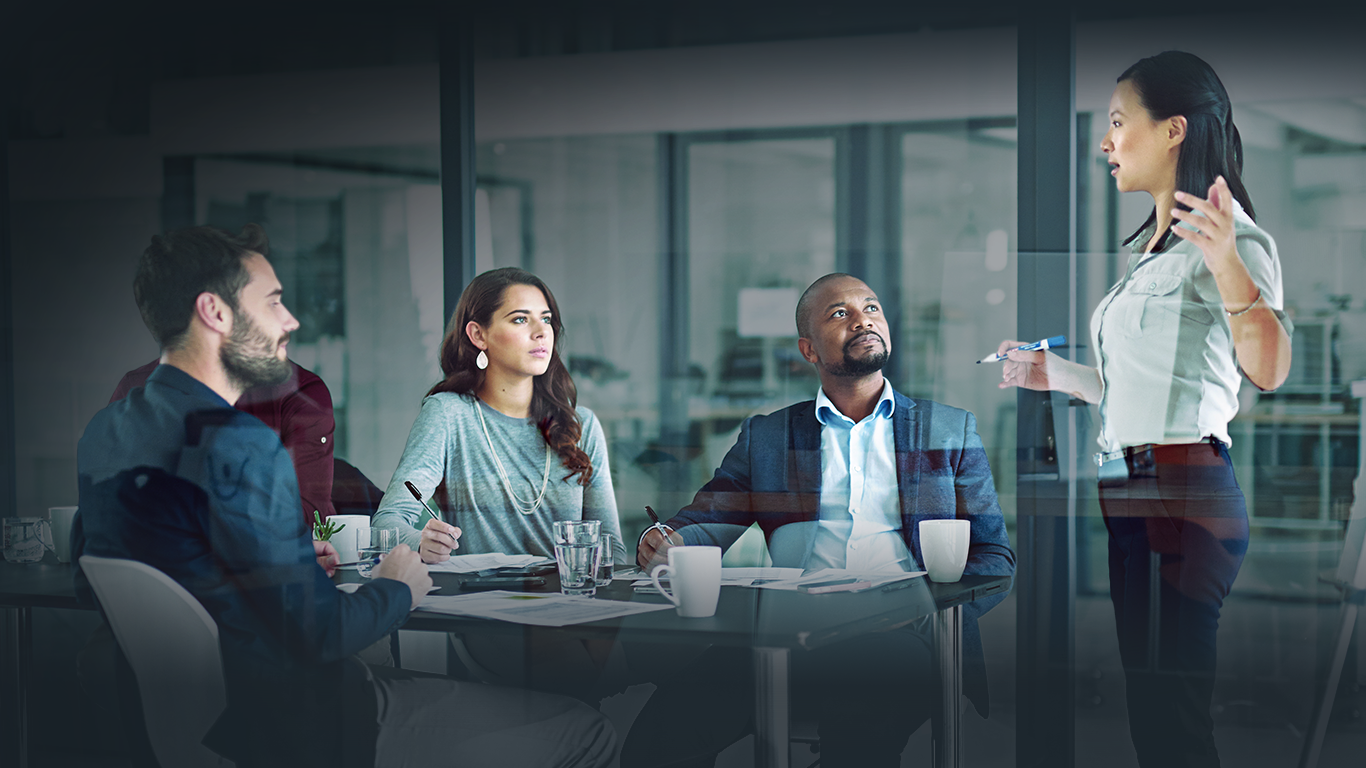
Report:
312,539,339,577
637,526,684,571
372,544,433,611
418,518,462,564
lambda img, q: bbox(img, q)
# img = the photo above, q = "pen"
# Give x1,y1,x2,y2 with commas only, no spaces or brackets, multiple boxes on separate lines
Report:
975,335,1066,364
335,555,381,568
644,506,674,548
405,481,443,526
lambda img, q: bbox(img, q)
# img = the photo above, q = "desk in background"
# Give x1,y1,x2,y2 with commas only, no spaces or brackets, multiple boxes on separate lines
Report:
0,560,88,768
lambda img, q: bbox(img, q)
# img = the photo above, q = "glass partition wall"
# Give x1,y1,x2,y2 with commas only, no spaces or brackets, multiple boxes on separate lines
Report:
476,119,1023,761
170,29,1365,768
193,153,445,491
1070,90,1366,764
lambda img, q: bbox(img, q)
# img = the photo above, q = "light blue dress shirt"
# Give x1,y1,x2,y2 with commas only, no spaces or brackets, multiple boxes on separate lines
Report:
807,379,911,572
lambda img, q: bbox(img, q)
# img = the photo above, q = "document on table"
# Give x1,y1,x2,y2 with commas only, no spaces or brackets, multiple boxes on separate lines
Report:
426,553,555,573
747,568,924,591
416,591,674,627
630,567,804,588
338,582,441,594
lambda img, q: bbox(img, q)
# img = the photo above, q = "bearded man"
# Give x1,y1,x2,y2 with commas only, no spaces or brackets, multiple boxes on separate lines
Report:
626,273,1015,768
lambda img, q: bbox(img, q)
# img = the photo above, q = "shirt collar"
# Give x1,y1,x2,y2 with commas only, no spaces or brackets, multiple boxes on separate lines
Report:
147,362,233,408
814,378,895,427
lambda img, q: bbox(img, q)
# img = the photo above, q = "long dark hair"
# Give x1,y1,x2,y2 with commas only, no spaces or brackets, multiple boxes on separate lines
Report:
1118,51,1256,253
428,267,592,486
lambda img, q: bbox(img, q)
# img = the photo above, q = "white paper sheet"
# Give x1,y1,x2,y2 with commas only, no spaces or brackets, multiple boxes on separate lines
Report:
630,567,806,588
338,582,440,594
416,591,673,627
747,568,924,591
425,553,555,573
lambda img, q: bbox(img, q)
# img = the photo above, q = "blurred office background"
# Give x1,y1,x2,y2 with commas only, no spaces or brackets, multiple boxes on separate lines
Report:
4,2,1366,766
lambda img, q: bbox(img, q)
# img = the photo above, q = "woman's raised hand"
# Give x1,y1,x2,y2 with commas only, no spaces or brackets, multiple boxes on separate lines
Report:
1171,176,1240,274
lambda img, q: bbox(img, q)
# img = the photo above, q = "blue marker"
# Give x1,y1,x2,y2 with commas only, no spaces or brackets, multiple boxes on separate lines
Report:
976,335,1066,364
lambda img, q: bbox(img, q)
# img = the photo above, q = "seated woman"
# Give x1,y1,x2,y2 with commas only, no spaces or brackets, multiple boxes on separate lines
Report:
373,266,626,566
373,267,628,697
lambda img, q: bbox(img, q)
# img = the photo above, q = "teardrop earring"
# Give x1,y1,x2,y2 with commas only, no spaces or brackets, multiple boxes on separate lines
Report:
476,350,489,370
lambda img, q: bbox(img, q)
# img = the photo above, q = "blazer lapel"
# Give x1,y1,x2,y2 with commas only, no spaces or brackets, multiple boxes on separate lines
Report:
893,391,923,558
776,401,823,566
788,401,822,520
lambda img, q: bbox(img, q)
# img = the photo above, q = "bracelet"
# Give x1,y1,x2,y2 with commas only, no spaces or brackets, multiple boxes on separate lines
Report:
1225,289,1263,318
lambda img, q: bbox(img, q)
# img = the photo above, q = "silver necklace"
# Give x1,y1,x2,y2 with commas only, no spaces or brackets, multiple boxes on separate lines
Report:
475,397,552,515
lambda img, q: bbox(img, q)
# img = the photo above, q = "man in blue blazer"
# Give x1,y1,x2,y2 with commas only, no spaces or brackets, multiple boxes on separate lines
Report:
628,273,1015,768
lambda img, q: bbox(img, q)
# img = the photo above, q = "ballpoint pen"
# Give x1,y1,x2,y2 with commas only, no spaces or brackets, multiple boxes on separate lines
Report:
405,481,443,527
335,555,381,568
644,506,674,547
975,335,1066,364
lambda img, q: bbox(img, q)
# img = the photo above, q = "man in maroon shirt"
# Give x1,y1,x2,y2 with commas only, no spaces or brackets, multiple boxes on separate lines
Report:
110,358,337,524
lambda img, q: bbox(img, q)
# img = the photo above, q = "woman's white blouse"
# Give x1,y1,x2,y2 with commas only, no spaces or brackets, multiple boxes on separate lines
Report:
1090,200,1292,453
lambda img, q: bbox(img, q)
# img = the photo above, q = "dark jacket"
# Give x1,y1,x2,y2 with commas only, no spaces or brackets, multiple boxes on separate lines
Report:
74,364,409,767
666,390,1016,714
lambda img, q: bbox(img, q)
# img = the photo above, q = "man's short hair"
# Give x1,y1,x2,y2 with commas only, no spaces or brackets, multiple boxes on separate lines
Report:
795,272,858,339
133,224,269,350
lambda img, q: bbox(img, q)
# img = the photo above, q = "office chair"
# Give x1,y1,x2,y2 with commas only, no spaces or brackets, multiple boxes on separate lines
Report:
80,555,234,768
331,457,385,518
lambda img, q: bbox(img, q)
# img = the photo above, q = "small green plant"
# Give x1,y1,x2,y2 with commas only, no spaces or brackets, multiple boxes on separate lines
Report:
312,510,345,542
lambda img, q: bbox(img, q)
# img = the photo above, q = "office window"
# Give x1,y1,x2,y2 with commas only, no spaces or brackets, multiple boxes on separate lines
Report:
476,136,662,535
194,151,444,490
1075,69,1366,765
898,120,1019,512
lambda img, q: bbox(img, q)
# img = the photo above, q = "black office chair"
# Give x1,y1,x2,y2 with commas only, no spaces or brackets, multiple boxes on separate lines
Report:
331,457,384,518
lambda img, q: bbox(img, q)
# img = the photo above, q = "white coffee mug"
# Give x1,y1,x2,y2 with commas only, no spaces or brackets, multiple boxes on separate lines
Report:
649,545,722,618
48,507,79,564
325,515,370,563
919,519,971,583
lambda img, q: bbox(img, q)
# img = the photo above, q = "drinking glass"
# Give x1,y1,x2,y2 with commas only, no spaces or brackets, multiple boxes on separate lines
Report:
552,520,602,596
2,518,49,564
358,528,396,578
596,533,615,586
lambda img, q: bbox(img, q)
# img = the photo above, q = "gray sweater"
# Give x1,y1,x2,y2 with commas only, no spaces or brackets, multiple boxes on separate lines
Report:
373,392,625,563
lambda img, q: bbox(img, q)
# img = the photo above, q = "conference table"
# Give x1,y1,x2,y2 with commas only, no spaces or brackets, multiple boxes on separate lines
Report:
0,558,1010,768
351,566,1011,768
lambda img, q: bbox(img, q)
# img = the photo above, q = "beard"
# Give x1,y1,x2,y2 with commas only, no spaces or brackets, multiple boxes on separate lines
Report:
829,331,889,378
221,311,291,392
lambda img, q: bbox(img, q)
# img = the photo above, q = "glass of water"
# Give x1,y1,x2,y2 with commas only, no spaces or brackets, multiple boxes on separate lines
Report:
357,528,396,578
553,520,602,597
2,517,49,564
596,533,615,586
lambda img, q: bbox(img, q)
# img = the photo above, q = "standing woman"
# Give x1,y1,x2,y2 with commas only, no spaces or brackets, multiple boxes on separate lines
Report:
373,267,626,566
996,51,1291,766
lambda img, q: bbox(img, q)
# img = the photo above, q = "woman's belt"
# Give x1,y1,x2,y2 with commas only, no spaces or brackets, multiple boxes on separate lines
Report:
1093,436,1222,467
1095,437,1224,487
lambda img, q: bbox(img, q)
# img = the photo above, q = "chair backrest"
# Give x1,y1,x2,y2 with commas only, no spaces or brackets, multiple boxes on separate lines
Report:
80,555,232,768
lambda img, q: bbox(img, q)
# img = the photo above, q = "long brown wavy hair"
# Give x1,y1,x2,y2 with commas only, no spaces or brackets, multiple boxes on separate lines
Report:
428,267,592,486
